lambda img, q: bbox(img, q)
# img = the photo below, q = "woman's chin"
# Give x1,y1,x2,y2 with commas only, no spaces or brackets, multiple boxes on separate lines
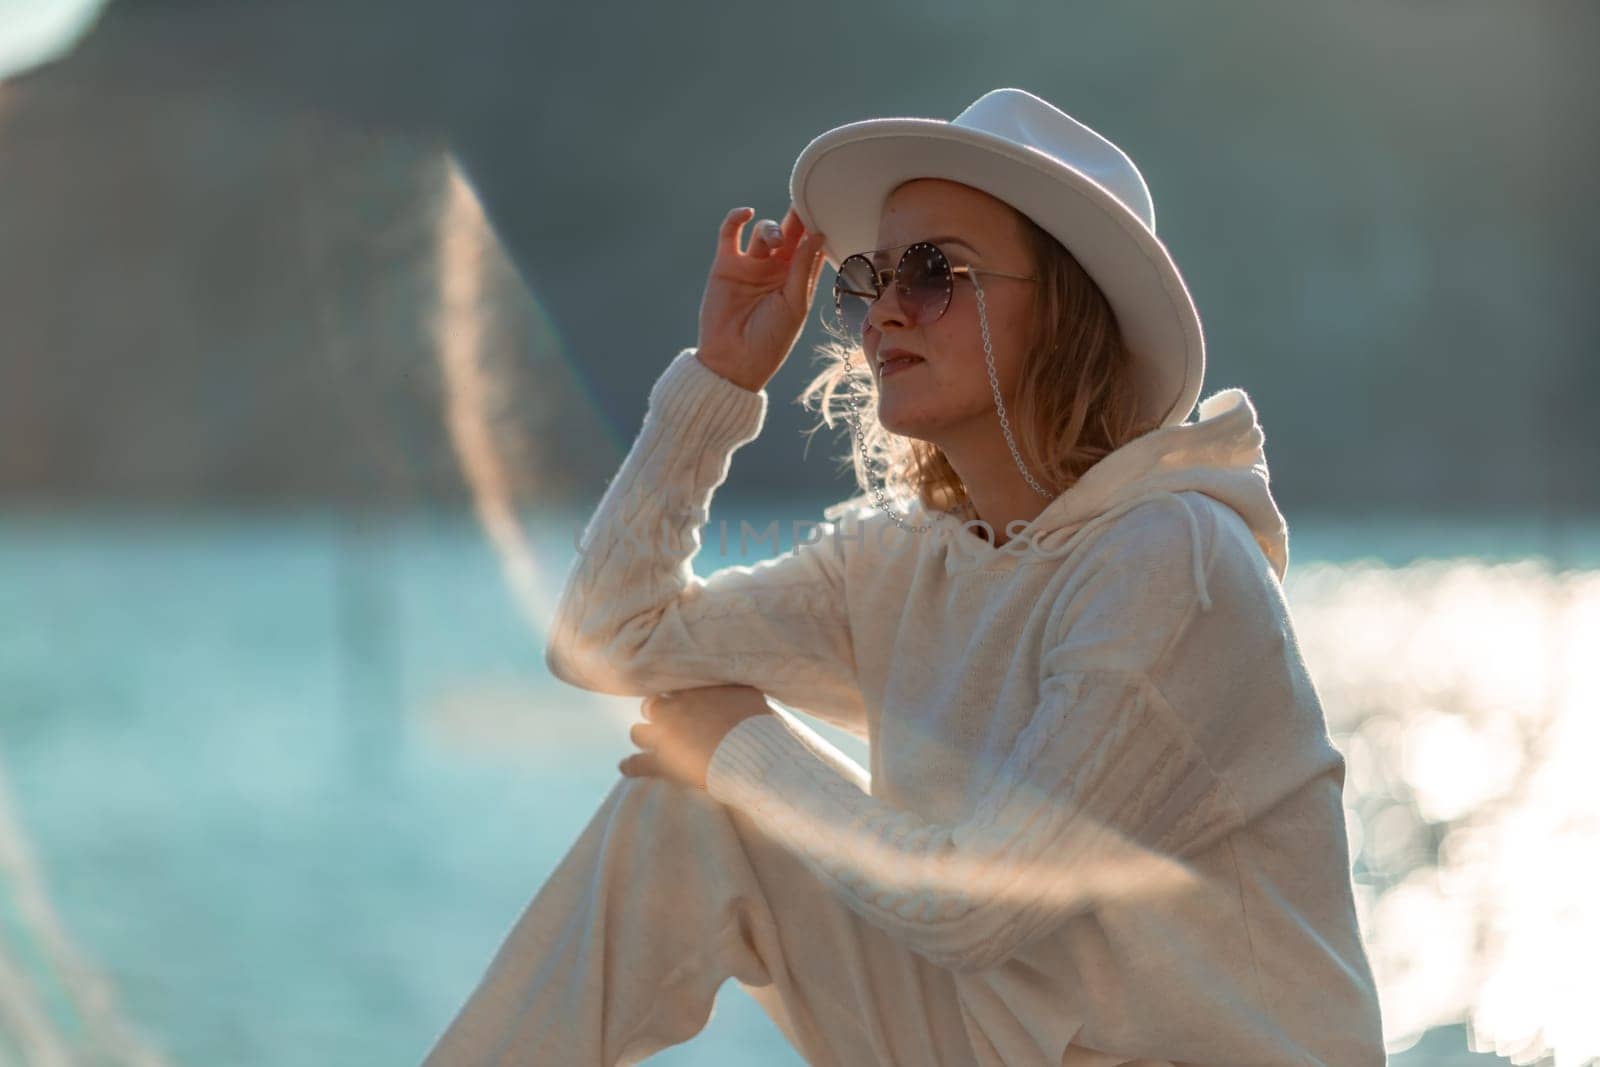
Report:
876,406,941,443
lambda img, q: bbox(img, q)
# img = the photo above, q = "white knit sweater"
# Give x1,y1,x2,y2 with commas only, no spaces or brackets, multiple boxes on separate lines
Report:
544,346,1387,1066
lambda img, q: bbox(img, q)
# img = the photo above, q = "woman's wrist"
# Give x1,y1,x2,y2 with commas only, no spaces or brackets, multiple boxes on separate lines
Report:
694,346,768,393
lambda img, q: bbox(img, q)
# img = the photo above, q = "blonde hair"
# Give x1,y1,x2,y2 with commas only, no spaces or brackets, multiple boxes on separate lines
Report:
798,204,1160,521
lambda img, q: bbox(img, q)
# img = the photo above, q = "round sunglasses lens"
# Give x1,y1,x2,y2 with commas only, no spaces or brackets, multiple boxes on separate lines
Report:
832,255,877,337
898,244,952,326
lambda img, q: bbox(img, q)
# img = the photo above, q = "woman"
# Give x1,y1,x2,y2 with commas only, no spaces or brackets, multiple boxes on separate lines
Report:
423,88,1386,1066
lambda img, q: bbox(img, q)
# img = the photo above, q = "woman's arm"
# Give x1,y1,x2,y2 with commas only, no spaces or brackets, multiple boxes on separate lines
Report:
544,345,868,739
702,495,1308,974
705,666,1239,975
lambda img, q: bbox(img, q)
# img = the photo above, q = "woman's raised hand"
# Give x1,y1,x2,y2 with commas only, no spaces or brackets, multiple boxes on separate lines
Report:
695,204,828,393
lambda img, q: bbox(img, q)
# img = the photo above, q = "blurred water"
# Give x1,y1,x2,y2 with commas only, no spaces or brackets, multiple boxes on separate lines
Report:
0,507,1593,1066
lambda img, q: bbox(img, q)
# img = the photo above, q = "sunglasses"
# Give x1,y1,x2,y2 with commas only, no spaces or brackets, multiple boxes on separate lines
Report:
829,240,1038,338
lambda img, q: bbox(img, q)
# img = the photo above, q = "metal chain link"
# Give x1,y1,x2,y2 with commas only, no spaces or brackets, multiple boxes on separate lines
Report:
841,271,1055,535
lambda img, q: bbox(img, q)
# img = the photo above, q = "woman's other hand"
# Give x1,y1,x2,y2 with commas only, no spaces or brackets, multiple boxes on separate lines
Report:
695,204,828,393
620,684,776,791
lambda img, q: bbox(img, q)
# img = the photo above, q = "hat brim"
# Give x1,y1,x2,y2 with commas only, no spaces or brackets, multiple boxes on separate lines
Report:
789,117,1205,428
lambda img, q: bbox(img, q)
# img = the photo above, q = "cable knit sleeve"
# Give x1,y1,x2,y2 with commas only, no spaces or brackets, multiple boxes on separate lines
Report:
705,494,1249,974
543,346,868,738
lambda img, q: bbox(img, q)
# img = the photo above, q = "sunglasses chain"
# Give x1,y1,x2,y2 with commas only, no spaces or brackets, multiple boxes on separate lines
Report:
840,270,1056,536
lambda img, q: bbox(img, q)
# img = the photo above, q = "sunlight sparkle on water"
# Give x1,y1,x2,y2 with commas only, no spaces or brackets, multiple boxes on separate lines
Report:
1290,556,1599,1063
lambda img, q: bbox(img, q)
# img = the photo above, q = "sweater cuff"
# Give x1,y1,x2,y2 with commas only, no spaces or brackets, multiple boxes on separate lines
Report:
646,346,768,453
706,708,872,813
705,712,795,812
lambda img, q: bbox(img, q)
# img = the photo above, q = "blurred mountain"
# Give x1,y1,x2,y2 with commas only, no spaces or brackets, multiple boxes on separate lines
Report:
0,57,599,508
0,0,1594,517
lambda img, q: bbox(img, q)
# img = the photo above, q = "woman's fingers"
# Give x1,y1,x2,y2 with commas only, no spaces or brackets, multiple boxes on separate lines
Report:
620,743,689,784
747,217,783,260
779,204,804,250
623,720,665,779
785,228,828,309
619,751,661,778
718,205,793,263
641,690,678,720
719,206,755,260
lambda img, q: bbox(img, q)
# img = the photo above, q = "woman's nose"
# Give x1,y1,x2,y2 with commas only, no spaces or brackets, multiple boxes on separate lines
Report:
866,280,910,332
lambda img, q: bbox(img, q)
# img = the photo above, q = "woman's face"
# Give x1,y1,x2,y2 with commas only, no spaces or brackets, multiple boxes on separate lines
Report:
861,179,1037,445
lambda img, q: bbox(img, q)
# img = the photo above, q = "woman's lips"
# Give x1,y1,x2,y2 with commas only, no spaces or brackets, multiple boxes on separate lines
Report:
879,352,925,377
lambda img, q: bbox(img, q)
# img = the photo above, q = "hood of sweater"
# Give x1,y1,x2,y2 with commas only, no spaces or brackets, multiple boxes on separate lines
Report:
905,387,1289,590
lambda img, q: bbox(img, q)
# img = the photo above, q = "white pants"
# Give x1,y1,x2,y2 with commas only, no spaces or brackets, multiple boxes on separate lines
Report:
420,774,983,1066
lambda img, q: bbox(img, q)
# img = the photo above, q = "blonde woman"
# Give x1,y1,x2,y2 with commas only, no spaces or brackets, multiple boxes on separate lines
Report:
423,88,1386,1066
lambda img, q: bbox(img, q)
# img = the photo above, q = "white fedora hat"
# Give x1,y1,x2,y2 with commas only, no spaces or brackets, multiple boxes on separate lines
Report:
789,87,1205,429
